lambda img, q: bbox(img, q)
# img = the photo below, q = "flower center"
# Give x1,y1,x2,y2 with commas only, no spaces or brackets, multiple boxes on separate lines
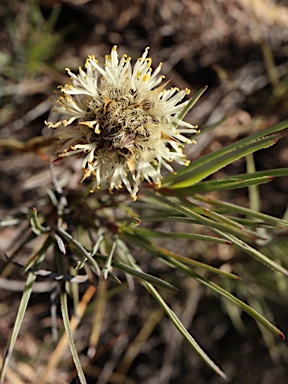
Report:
83,87,164,164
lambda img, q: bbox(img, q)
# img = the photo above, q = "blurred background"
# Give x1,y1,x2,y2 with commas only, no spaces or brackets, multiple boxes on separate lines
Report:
1,0,288,383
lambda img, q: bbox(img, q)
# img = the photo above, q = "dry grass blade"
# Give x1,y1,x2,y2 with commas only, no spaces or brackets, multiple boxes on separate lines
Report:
0,354,25,384
0,273,37,384
117,308,164,378
0,237,51,384
36,286,96,384
88,278,108,358
60,289,87,384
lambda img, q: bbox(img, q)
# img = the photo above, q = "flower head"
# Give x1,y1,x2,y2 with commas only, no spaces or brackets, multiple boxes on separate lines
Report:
47,46,197,199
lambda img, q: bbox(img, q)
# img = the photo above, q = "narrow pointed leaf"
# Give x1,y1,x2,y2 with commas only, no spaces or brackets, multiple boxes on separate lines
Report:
163,118,288,186
167,258,285,340
169,176,273,194
123,231,240,280
0,272,36,384
54,233,66,255
120,253,227,379
223,167,288,181
0,238,51,384
194,194,288,228
94,253,178,293
169,136,278,188
144,283,227,379
151,194,265,241
214,229,288,276
30,207,50,235
60,290,87,384
128,227,232,245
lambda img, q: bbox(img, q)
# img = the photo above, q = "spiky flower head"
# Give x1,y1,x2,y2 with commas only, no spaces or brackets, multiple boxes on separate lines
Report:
46,46,197,199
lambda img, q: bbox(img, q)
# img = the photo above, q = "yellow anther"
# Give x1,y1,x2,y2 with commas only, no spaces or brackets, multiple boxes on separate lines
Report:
79,120,99,129
143,74,150,82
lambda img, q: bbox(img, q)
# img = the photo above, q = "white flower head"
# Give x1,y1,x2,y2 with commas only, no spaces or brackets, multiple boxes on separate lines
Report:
47,46,197,199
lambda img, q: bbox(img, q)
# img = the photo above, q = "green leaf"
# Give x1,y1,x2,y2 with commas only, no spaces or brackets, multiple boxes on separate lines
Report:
194,194,288,229
94,253,178,293
60,290,87,384
30,207,50,235
54,233,66,255
127,226,232,244
102,240,117,279
168,135,278,189
166,257,285,340
144,283,227,379
123,231,240,280
163,118,288,187
214,229,288,276
57,226,101,275
142,191,265,241
0,238,50,384
223,167,288,180
0,272,36,384
167,176,273,194
57,226,177,292
170,167,288,195
116,244,227,379
22,236,53,272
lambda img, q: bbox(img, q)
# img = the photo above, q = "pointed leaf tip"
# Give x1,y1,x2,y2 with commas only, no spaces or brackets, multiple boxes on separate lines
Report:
217,370,227,381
